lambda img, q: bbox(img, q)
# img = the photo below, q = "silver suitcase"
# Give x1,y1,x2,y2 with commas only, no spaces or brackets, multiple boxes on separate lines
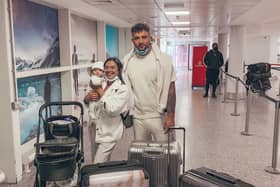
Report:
128,127,186,187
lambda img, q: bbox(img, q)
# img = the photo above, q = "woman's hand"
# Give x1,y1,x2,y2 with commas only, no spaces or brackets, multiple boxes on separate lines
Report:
84,90,100,104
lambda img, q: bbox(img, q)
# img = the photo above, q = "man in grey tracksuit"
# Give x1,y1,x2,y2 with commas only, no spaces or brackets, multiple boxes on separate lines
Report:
123,23,176,141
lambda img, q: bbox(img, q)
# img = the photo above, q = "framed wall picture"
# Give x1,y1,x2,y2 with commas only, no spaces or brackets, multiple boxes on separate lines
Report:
71,14,98,64
12,0,60,71
17,73,62,145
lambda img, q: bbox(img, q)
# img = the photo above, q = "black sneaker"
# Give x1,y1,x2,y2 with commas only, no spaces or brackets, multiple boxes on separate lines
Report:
203,93,208,98
212,94,217,98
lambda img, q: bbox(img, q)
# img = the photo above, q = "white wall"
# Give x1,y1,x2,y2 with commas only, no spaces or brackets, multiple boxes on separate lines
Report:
0,0,22,182
244,35,270,64
244,22,280,65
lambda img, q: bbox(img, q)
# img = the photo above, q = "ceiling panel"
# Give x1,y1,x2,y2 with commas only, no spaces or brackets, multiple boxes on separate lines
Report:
44,0,263,41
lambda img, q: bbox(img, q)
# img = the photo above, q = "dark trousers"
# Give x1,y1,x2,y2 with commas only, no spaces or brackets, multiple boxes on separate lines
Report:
205,69,219,95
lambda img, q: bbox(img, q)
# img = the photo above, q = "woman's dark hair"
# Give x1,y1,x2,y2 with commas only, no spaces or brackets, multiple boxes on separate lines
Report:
131,23,150,34
104,57,125,84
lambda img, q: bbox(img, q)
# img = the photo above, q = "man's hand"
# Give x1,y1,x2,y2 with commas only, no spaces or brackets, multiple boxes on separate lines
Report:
163,113,175,132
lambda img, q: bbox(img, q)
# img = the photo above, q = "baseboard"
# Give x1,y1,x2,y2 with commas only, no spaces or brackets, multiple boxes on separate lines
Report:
22,150,35,173
0,170,5,183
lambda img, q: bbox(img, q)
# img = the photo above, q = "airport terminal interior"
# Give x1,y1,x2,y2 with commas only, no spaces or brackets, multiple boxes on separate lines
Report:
1,0,280,187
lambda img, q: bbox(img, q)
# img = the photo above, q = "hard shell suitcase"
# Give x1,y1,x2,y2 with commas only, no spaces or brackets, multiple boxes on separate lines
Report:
142,147,168,187
128,127,186,187
78,160,149,187
179,167,254,187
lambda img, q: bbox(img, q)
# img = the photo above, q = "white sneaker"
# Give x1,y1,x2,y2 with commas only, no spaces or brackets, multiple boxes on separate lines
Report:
70,173,78,186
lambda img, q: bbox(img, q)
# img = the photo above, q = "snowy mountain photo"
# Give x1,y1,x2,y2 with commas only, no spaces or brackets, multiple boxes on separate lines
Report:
13,0,60,71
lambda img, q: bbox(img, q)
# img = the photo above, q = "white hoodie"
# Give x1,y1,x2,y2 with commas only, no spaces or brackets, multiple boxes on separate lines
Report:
122,42,176,114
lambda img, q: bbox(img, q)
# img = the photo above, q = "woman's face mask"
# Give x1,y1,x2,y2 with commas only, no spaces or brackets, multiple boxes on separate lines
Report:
105,76,119,82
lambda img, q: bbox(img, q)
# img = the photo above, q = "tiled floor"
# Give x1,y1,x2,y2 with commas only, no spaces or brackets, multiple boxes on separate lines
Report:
1,68,280,186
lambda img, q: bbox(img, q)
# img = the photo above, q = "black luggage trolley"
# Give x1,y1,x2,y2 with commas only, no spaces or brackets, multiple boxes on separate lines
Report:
34,101,84,187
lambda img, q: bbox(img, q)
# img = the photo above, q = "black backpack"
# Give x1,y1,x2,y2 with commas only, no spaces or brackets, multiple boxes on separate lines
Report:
245,63,271,92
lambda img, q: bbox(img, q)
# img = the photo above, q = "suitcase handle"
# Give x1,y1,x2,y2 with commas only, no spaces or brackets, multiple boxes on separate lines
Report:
143,147,165,158
206,171,237,184
97,161,128,168
39,101,84,118
167,127,186,173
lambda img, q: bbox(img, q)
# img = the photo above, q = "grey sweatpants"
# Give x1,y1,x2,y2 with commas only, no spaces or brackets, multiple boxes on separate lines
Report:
133,117,168,141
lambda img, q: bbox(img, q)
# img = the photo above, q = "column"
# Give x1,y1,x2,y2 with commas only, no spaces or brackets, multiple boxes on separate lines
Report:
97,21,106,61
118,28,132,59
269,34,278,64
0,0,22,182
227,25,246,95
218,33,228,61
58,9,75,110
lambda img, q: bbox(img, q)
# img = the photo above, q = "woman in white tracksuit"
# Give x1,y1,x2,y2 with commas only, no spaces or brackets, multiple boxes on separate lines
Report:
84,57,129,163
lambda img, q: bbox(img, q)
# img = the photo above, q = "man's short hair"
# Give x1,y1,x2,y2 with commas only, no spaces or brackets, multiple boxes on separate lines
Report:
131,23,150,33
212,43,218,48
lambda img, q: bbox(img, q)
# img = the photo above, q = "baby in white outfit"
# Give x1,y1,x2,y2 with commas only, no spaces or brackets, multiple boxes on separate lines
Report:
88,61,105,120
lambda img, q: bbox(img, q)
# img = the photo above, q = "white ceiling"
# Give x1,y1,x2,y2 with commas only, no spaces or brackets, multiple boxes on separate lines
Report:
39,0,277,41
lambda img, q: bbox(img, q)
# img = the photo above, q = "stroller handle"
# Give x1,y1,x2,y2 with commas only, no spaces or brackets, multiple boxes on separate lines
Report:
39,101,84,117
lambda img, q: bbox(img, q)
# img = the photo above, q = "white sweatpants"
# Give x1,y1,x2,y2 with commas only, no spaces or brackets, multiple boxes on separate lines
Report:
89,121,117,164
133,117,168,141
88,121,97,162
94,142,117,164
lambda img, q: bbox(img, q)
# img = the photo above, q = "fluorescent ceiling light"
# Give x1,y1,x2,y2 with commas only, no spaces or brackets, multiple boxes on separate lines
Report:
165,11,190,15
179,34,191,37
176,27,191,31
172,21,190,25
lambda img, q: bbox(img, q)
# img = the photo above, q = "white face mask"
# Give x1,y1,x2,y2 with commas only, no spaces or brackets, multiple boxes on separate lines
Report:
105,76,119,83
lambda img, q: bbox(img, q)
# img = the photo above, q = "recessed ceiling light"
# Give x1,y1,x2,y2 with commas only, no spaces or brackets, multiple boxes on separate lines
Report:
179,34,191,37
176,27,191,31
165,11,190,15
172,21,190,25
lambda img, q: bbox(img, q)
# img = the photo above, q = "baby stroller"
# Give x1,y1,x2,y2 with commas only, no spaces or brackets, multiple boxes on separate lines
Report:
34,101,84,187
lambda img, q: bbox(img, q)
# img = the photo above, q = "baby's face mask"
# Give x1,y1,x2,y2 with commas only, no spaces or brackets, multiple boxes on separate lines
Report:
91,68,104,77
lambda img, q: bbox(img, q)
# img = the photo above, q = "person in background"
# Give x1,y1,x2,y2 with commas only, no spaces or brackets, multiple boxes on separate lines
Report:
72,45,79,96
84,57,129,163
203,43,224,98
122,23,176,141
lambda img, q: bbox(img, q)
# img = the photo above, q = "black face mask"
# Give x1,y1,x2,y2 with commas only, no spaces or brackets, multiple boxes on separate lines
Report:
213,46,218,50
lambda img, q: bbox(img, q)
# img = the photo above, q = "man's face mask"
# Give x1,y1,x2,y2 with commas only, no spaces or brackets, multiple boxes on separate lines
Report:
134,47,149,56
213,45,218,50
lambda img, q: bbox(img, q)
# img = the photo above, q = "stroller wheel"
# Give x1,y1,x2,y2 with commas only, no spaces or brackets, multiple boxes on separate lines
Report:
34,174,46,187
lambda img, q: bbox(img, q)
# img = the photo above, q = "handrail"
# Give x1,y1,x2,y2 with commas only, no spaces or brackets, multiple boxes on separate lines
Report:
263,93,280,174
220,69,249,89
244,63,280,70
271,67,280,71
